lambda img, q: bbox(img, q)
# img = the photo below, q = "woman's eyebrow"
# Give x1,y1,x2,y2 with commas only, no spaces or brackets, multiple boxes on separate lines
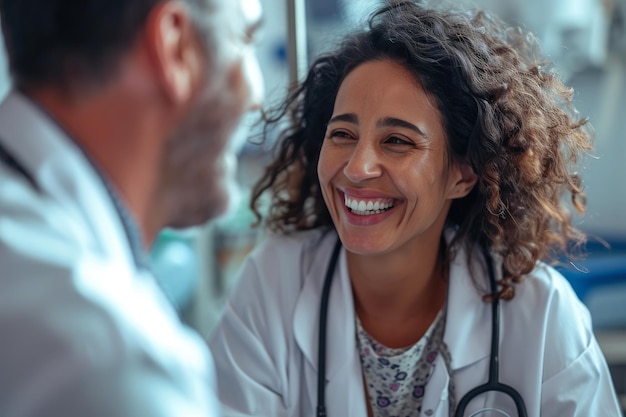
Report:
377,117,429,139
327,113,358,126
327,114,429,140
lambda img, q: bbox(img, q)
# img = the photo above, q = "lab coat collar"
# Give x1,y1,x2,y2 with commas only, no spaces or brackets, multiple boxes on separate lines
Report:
0,91,137,271
292,230,492,383
443,241,492,370
293,231,356,381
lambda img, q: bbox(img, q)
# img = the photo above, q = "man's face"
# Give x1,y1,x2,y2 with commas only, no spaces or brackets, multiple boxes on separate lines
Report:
162,0,263,229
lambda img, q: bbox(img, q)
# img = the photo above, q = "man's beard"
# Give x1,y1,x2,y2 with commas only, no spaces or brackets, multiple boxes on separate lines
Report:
157,90,248,230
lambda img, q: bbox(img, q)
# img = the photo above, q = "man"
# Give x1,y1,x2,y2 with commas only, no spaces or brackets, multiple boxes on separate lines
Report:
0,0,263,415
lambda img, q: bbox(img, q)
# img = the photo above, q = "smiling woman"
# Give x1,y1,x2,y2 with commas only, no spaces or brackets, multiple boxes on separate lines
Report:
318,59,475,259
207,1,622,416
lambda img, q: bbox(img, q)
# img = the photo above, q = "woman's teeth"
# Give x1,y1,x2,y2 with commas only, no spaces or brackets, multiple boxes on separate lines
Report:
344,196,394,216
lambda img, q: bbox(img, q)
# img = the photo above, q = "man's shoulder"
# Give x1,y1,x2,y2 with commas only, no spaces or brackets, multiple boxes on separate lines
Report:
0,180,213,401
0,161,88,259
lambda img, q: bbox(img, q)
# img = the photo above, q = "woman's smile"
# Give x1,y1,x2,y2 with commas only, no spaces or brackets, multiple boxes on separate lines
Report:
339,188,400,226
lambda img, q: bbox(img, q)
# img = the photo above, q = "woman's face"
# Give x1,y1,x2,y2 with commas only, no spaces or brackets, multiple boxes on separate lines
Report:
317,59,473,256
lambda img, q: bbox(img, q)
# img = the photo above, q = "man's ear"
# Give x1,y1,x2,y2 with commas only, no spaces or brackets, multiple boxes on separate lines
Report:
143,0,203,105
449,161,478,199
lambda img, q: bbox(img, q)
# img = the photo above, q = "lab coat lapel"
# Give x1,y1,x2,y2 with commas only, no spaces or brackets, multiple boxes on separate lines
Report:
420,242,492,416
293,233,368,416
444,243,492,371
421,354,451,417
0,92,135,268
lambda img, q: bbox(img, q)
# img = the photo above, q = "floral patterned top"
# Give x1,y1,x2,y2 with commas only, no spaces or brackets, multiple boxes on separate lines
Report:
356,308,455,416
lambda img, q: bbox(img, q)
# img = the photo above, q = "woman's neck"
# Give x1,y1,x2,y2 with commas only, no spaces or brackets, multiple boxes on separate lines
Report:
348,238,448,348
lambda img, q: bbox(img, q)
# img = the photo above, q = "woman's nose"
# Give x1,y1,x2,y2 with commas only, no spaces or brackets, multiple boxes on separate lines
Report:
343,141,382,183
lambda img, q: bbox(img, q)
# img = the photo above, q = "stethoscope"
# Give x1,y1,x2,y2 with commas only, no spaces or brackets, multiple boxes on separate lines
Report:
316,238,528,417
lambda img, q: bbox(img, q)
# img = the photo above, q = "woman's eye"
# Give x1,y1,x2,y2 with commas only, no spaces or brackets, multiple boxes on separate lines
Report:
328,130,354,140
385,136,412,146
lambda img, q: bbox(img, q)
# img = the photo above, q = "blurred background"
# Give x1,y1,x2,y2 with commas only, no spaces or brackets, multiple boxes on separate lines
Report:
1,0,625,409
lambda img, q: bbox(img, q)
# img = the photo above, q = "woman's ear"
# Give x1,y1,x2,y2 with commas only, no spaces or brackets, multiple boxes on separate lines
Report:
143,0,204,105
449,162,478,199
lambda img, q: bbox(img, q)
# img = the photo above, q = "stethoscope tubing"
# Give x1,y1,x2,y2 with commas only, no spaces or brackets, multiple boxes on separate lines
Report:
316,238,342,417
454,248,527,416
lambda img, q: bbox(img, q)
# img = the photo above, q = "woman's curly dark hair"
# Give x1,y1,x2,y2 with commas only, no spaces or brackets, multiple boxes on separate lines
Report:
250,1,592,300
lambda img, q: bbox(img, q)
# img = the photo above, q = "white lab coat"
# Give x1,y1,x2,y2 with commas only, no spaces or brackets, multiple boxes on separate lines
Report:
0,92,220,417
209,228,622,416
